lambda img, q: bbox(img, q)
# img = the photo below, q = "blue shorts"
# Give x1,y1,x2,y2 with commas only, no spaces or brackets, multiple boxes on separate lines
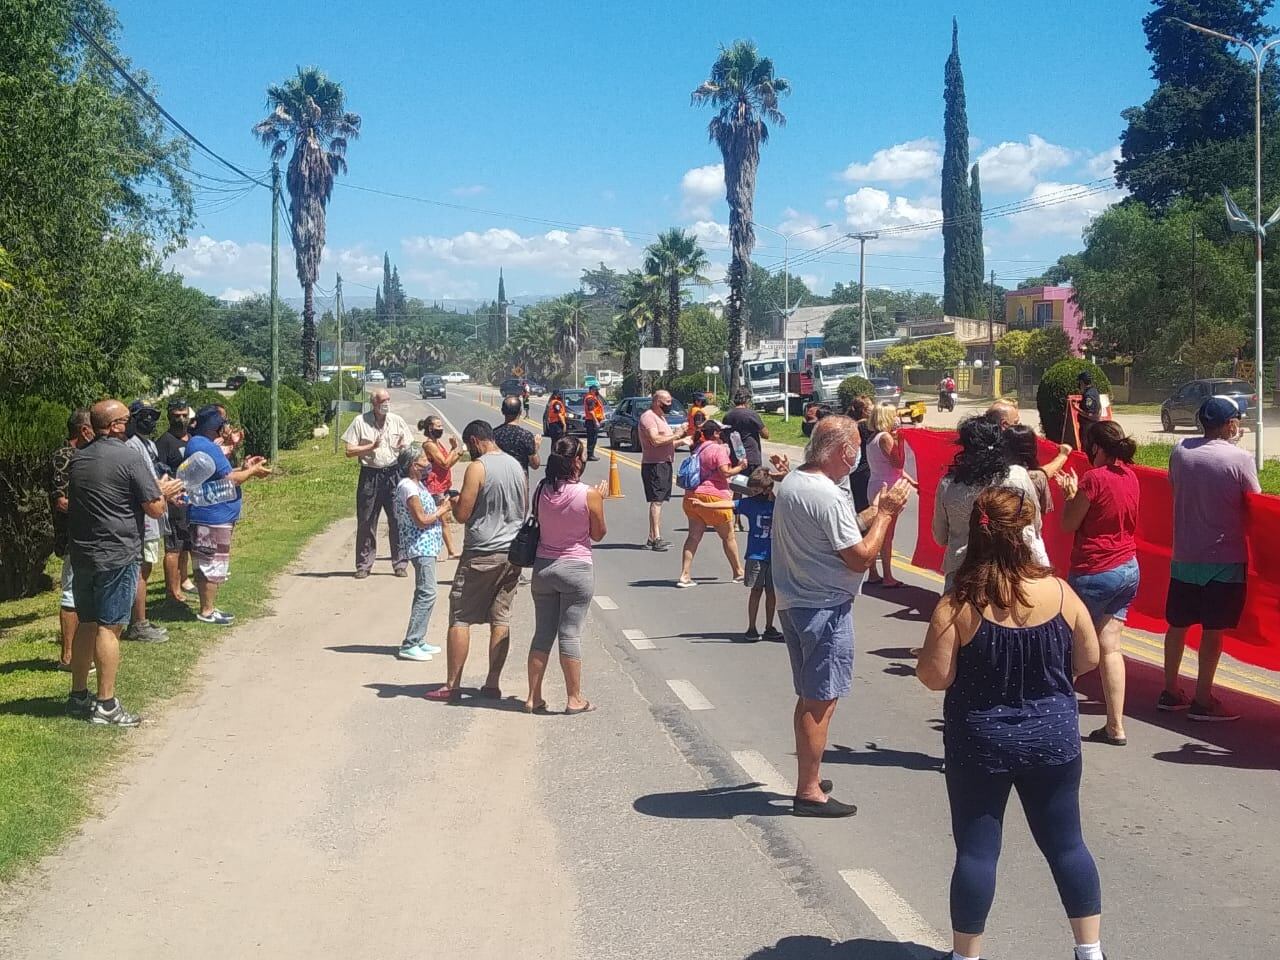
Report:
71,563,139,627
1068,557,1139,624
779,601,854,701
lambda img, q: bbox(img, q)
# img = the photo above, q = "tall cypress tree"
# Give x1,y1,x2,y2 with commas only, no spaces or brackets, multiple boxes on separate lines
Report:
374,287,384,324
381,253,395,325
969,161,985,304
942,18,981,318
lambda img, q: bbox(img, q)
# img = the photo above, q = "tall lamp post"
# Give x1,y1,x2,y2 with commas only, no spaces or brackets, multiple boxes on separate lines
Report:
1173,17,1280,470
751,221,833,422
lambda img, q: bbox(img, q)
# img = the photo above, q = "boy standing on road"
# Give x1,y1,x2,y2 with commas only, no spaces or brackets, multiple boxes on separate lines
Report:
1159,397,1260,722
735,468,780,642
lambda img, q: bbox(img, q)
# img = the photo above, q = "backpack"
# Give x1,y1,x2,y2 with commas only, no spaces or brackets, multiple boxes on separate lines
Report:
676,449,702,490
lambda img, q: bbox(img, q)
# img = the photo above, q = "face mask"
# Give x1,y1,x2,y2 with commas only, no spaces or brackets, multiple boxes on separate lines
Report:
660,402,672,413
132,411,160,436
428,429,444,440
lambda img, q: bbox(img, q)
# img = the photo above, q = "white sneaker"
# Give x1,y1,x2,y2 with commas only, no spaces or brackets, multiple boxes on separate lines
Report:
418,642,443,655
676,578,697,589
397,644,433,661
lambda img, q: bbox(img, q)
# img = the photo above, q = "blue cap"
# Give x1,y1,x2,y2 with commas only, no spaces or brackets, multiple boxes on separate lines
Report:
1198,396,1242,428
193,404,227,434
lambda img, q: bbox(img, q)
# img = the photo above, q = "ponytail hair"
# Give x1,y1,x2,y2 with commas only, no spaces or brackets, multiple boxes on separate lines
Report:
1084,420,1136,464
545,436,584,491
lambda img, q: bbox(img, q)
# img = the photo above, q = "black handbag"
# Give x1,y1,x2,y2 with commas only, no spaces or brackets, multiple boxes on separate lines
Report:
507,480,544,568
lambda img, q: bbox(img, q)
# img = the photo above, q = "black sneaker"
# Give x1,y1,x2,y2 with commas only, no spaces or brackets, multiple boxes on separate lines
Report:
90,700,141,727
762,626,783,642
66,692,94,719
743,628,761,642
793,795,857,818
1188,697,1240,722
647,538,671,552
1157,689,1192,712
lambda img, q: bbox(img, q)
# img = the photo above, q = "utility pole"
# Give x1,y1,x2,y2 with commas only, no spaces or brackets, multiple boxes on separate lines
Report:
334,273,344,454
853,232,878,356
1190,223,1198,346
988,269,997,398
269,160,280,464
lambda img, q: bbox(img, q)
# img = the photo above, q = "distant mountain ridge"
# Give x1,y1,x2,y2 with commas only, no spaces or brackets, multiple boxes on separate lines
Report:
282,294,555,314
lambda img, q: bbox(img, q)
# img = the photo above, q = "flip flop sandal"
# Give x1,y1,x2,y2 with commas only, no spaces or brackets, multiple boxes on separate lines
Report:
565,701,596,715
479,686,502,699
424,686,461,703
1085,726,1127,747
524,701,549,715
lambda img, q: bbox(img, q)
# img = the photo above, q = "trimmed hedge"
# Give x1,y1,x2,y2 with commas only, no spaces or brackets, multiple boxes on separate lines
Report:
1036,359,1112,447
837,375,876,411
0,398,70,599
232,382,313,458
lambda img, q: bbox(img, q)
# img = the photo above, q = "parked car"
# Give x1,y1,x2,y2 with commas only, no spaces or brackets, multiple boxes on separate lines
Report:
365,369,386,384
499,377,528,398
419,374,447,399
605,395,685,450
543,388,612,438
869,377,902,405
387,371,406,388
442,371,470,383
1160,377,1255,432
225,374,247,391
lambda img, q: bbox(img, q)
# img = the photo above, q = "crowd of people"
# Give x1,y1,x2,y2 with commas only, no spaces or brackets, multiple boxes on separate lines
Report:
50,398,270,725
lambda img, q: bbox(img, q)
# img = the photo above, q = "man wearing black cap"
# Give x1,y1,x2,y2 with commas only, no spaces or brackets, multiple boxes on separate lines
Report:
155,398,194,604
123,400,169,643
187,405,272,625
1159,396,1260,722
1076,371,1103,435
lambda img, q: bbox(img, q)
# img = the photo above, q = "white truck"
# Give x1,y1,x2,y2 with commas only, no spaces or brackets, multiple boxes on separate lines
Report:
805,355,869,405
739,355,788,411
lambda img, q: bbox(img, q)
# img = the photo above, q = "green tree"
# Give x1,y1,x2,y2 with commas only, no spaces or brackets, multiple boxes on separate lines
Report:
1180,321,1246,376
745,262,812,338
1116,0,1278,209
876,342,920,377
645,228,710,374
677,303,729,372
822,307,862,355
693,40,790,391
915,335,966,370
1026,326,1073,369
942,19,984,318
995,330,1034,390
254,67,361,379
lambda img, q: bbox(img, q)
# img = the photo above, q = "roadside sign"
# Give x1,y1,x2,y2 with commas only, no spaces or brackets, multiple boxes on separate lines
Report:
512,365,524,377
1236,361,1256,381
640,347,683,372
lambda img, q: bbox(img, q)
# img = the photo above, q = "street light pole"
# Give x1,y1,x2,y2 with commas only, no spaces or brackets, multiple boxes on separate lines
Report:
752,221,832,422
852,232,879,357
1174,17,1280,470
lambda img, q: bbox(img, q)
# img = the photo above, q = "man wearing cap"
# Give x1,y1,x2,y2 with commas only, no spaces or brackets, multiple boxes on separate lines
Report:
123,401,170,643
187,405,273,625
1159,396,1260,722
342,388,414,578
1076,371,1102,434
155,398,195,604
67,400,184,726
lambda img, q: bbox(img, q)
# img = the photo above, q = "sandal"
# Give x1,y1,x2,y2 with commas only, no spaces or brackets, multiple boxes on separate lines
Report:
1085,726,1127,747
565,701,597,715
524,700,549,714
424,686,461,703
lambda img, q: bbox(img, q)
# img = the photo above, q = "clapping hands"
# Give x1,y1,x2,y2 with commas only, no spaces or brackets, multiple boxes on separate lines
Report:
1055,469,1079,499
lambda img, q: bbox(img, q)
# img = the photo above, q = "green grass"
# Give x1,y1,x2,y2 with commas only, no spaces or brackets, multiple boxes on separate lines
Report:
0,427,358,879
1133,441,1280,493
759,412,810,449
1111,402,1164,415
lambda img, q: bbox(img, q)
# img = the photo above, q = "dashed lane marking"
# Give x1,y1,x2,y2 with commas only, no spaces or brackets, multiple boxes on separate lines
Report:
593,595,618,610
730,750,793,798
666,679,714,711
622,629,655,650
839,869,947,953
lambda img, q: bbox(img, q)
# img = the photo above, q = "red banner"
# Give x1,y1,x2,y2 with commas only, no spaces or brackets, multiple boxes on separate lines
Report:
903,428,1280,671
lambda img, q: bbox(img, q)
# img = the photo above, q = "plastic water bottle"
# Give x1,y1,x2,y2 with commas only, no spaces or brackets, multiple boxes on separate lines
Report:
187,477,237,507
729,430,746,462
177,452,216,488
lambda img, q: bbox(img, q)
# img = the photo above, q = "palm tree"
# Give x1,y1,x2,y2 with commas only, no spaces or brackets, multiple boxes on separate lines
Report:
644,228,710,377
692,41,789,391
253,67,361,380
551,293,591,385
618,270,663,392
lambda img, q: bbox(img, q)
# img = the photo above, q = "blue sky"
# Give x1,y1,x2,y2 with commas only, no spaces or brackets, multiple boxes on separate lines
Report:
112,0,1206,306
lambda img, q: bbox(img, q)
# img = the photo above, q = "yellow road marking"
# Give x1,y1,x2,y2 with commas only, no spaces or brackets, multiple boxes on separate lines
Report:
466,388,643,469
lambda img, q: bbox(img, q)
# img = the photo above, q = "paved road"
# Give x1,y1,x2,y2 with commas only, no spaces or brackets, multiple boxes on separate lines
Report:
3,382,1278,959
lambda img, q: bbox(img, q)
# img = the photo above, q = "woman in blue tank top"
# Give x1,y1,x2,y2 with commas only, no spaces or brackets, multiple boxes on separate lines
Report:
919,486,1106,960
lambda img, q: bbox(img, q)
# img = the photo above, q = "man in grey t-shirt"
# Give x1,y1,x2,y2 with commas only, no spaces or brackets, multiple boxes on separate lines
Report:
426,420,524,703
772,416,910,817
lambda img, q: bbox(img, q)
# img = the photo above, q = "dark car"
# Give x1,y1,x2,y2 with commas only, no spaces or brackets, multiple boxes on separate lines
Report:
1160,377,1254,431
499,377,528,398
869,376,902,404
225,374,247,391
419,374,447,399
543,389,613,438
387,371,406,388
605,396,686,450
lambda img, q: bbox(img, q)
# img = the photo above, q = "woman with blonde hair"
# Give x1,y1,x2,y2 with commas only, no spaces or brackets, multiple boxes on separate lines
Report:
919,486,1104,960
864,402,914,586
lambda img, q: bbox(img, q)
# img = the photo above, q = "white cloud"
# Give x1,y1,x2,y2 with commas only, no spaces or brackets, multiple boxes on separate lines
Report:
688,220,730,246
680,163,724,218
1008,181,1126,238
843,187,942,234
775,209,843,249
1085,145,1122,179
976,134,1075,191
216,287,262,302
167,235,270,278
450,184,488,197
842,138,941,185
402,225,636,276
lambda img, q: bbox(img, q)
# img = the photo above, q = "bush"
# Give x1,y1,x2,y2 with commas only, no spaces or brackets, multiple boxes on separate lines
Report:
232,382,313,457
837,375,876,411
0,398,70,599
185,388,235,419
1036,359,1112,447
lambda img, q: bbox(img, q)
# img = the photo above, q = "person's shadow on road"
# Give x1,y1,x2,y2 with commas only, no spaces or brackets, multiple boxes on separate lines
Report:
743,935,939,959
633,782,791,820
364,682,531,713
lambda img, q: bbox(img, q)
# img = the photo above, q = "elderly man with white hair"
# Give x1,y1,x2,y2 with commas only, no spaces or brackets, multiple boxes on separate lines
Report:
772,415,912,817
343,388,415,578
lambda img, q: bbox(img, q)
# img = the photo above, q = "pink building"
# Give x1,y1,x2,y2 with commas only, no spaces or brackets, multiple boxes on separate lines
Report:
1004,285,1093,356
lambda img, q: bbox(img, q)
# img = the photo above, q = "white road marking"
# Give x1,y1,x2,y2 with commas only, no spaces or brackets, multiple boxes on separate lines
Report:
622,629,655,650
423,402,465,441
593,595,618,610
730,750,794,797
666,679,714,711
840,869,947,952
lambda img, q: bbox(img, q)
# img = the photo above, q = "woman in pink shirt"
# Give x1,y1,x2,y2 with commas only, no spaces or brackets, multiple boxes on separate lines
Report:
678,420,746,588
525,437,608,715
1057,421,1140,747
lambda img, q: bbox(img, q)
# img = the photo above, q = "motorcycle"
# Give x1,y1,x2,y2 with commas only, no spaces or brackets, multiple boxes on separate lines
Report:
938,390,956,413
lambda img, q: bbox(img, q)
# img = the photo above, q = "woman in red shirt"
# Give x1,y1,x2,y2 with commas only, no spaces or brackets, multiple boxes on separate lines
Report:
1057,421,1140,747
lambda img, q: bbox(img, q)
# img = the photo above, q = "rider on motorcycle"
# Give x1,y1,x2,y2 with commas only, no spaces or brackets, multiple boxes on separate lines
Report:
938,374,957,411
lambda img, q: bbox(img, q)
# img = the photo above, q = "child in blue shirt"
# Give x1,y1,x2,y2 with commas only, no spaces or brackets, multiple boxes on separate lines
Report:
733,468,779,642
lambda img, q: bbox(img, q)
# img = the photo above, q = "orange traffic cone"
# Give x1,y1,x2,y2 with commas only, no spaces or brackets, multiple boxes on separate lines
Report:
607,450,625,499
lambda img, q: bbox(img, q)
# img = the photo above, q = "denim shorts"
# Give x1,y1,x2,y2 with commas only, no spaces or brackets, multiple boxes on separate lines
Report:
1068,556,1140,624
779,601,854,701
71,563,139,627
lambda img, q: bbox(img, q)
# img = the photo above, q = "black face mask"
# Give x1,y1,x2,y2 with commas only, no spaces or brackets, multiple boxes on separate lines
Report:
660,402,672,413
428,429,444,440
131,411,160,436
